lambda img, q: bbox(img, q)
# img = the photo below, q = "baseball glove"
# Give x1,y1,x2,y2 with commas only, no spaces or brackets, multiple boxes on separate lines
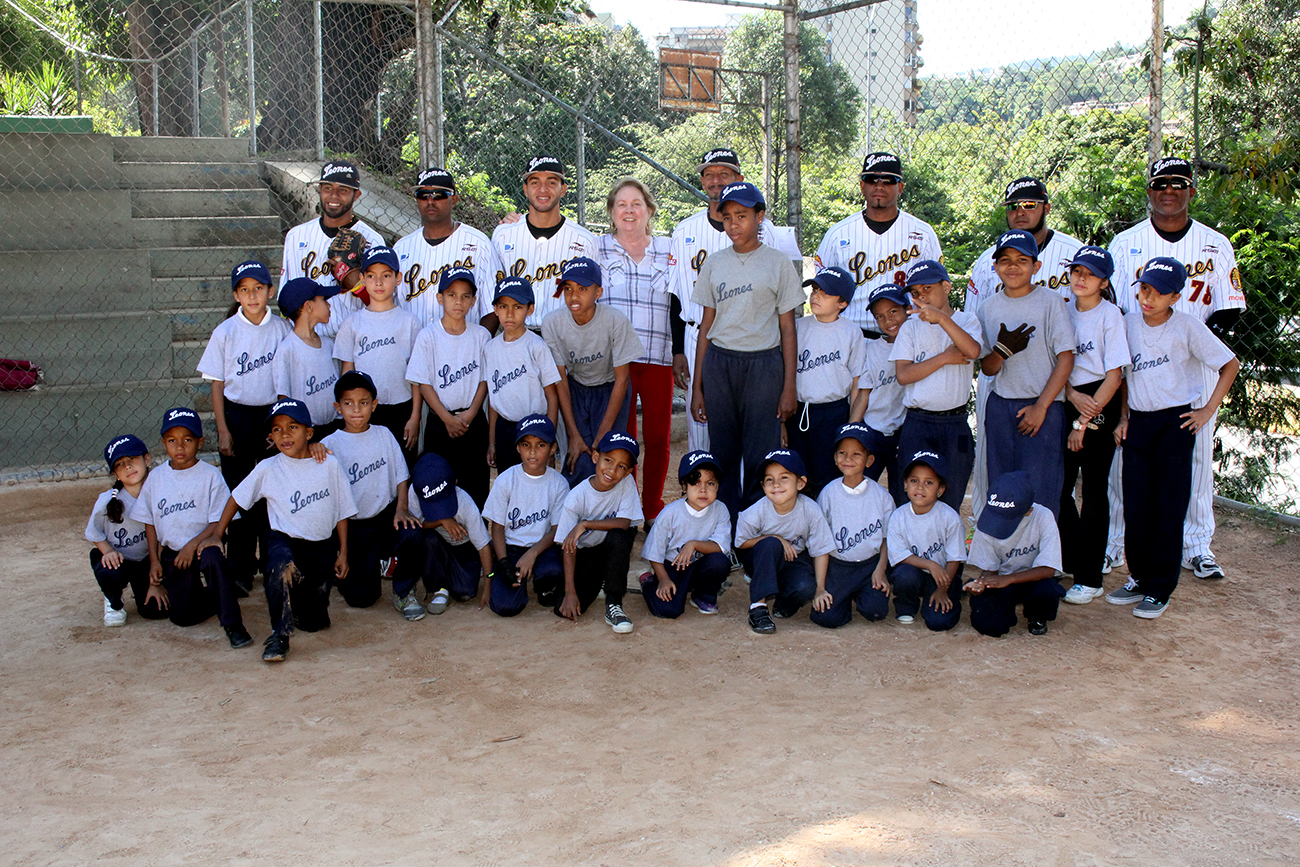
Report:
327,227,369,300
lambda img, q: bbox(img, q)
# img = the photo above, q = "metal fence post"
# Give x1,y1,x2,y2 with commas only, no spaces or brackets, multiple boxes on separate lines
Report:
432,24,445,166
783,0,802,244
151,60,159,136
246,0,256,154
1149,0,1164,164
314,0,325,160
415,0,435,167
761,72,772,200
191,34,201,137
73,52,82,114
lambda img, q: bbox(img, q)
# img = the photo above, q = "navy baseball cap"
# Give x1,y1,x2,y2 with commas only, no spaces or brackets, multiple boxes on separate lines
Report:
804,266,857,303
977,471,1034,540
860,151,903,180
903,449,949,484
679,449,722,481
833,423,883,456
334,369,377,399
1003,176,1049,204
760,448,807,479
267,398,312,428
515,413,556,444
697,147,742,173
318,160,360,189
411,453,459,521
104,434,148,469
1070,246,1115,281
1136,256,1188,295
596,430,640,463
1149,156,1194,185
438,266,477,295
905,259,950,287
867,283,910,311
231,260,272,290
493,275,535,306
415,166,456,190
362,246,400,272
559,257,602,289
994,229,1039,260
160,407,203,438
719,182,765,210
279,276,340,318
522,155,566,181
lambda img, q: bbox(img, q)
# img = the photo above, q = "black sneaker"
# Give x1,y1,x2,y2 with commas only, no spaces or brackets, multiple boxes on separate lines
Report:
261,632,289,663
225,625,254,649
1028,619,1048,636
749,606,776,635
605,603,634,634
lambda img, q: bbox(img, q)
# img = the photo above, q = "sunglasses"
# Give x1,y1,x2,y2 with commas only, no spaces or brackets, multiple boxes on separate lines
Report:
415,188,454,201
1148,178,1192,191
1005,201,1043,211
860,175,900,185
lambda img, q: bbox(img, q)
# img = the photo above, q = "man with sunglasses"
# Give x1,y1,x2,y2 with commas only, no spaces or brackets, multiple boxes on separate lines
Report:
393,167,501,329
279,160,388,338
1103,157,1245,582
965,177,1084,519
814,152,943,337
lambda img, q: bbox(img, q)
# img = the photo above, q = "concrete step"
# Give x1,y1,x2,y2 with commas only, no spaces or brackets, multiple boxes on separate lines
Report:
112,135,251,163
132,214,282,247
0,311,173,386
0,190,132,249
117,160,265,190
171,338,207,379
150,245,284,279
0,249,150,316
151,275,242,309
0,132,117,190
166,306,229,341
130,187,275,218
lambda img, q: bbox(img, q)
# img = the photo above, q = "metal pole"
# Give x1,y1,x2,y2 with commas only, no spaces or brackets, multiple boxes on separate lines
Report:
74,52,82,114
314,0,325,160
217,11,230,136
377,91,382,142
865,7,874,152
783,0,802,242
414,0,436,166
191,34,201,136
246,0,256,154
432,25,445,165
1149,0,1164,165
151,60,159,136
761,73,772,198
576,115,586,225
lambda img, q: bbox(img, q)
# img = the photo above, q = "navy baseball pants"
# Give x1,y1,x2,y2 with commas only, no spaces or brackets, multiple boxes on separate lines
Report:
423,407,490,508
372,399,416,470
864,427,903,505
160,544,245,629
702,345,784,520
1123,405,1193,604
493,415,523,474
90,550,166,619
264,531,336,636
985,393,1065,518
740,537,818,617
786,397,850,499
888,562,962,630
897,407,973,513
220,399,273,581
562,378,631,487
489,543,565,617
1059,381,1121,589
337,501,396,608
810,554,889,628
547,527,637,616
969,576,1065,637
393,527,483,601
640,551,731,618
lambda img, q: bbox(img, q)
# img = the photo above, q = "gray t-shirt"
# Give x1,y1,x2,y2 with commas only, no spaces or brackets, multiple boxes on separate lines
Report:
1067,299,1130,386
540,303,644,387
691,244,804,351
482,331,563,423
553,475,644,549
889,310,983,411
734,495,836,557
232,453,358,541
816,477,894,563
409,487,491,550
641,498,733,565
130,461,230,550
977,286,1077,401
884,501,966,568
405,319,491,412
333,306,422,405
860,337,907,434
795,315,868,404
320,425,409,520
86,488,149,562
272,332,340,426
196,309,292,404
967,503,1062,574
1124,309,1235,412
482,464,571,548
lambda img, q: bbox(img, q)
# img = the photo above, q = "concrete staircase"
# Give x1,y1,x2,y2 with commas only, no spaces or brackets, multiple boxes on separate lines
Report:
0,134,284,471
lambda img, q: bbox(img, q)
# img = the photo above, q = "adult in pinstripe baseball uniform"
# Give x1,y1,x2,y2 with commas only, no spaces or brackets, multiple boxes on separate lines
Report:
1105,157,1245,581
965,177,1083,520
668,148,802,452
814,152,943,336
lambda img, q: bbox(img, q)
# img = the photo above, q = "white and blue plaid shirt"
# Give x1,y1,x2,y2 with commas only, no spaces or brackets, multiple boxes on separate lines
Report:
598,234,675,366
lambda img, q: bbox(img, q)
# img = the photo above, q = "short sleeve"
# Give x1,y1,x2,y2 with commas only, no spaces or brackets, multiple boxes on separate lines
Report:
540,315,568,369
196,323,227,382
889,319,917,363
804,502,837,558
641,519,667,563
610,311,645,368
1100,307,1132,372
733,502,762,547
333,318,357,363
533,337,563,387
775,256,804,314
1186,317,1235,371
482,471,509,525
942,511,967,564
966,531,999,572
691,257,716,310
406,327,436,385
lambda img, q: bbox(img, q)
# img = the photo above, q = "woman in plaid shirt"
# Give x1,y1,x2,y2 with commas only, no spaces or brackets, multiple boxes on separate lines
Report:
597,178,682,522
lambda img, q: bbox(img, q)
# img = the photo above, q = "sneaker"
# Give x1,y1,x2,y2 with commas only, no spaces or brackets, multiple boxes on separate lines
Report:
224,625,253,649
1102,552,1125,574
1105,579,1144,605
748,605,776,635
1028,619,1048,635
394,593,425,621
637,571,654,592
261,632,289,662
1133,596,1169,619
897,614,915,624
1064,583,1106,605
103,598,127,627
742,572,752,585
1190,554,1225,580
380,557,399,579
689,597,719,615
426,590,450,615
605,603,633,634
726,548,741,572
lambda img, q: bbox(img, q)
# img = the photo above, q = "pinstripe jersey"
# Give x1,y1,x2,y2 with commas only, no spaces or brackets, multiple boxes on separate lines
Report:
280,217,387,339
490,217,600,330
814,209,942,329
1107,219,1244,320
393,223,501,327
964,229,1083,315
667,209,798,327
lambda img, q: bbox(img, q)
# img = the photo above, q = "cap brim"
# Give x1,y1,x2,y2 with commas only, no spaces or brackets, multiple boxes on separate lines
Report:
976,510,1021,540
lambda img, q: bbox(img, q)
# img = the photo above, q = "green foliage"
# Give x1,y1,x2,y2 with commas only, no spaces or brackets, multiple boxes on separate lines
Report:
1,60,75,115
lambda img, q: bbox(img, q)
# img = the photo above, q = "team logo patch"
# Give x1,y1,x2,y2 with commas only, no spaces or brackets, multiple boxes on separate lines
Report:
908,232,924,241
503,243,515,252
839,239,850,247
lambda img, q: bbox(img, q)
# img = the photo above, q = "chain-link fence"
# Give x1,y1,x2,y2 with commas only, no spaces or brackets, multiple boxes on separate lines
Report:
2,0,1297,519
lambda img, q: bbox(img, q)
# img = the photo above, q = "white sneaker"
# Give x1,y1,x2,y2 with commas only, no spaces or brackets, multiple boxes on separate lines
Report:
1190,554,1225,580
897,614,915,624
1102,552,1125,574
427,590,450,615
1064,584,1106,605
103,597,126,627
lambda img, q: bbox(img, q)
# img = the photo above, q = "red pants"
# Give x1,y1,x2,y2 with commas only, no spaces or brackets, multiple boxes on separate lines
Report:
627,362,673,519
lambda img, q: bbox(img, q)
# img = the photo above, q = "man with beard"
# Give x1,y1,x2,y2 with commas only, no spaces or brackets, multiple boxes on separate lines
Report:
279,160,387,339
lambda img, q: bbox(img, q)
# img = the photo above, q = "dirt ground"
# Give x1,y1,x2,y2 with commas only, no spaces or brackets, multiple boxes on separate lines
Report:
3,417,1299,867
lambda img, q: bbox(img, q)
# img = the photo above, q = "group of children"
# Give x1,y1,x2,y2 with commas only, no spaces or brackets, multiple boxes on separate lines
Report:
85,179,1240,658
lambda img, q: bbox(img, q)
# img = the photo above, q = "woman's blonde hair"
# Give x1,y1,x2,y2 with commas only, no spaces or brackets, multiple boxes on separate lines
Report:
605,177,657,235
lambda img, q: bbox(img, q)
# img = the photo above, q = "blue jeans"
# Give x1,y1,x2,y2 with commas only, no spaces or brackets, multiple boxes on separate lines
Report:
985,393,1065,519
264,531,336,635
489,543,565,617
